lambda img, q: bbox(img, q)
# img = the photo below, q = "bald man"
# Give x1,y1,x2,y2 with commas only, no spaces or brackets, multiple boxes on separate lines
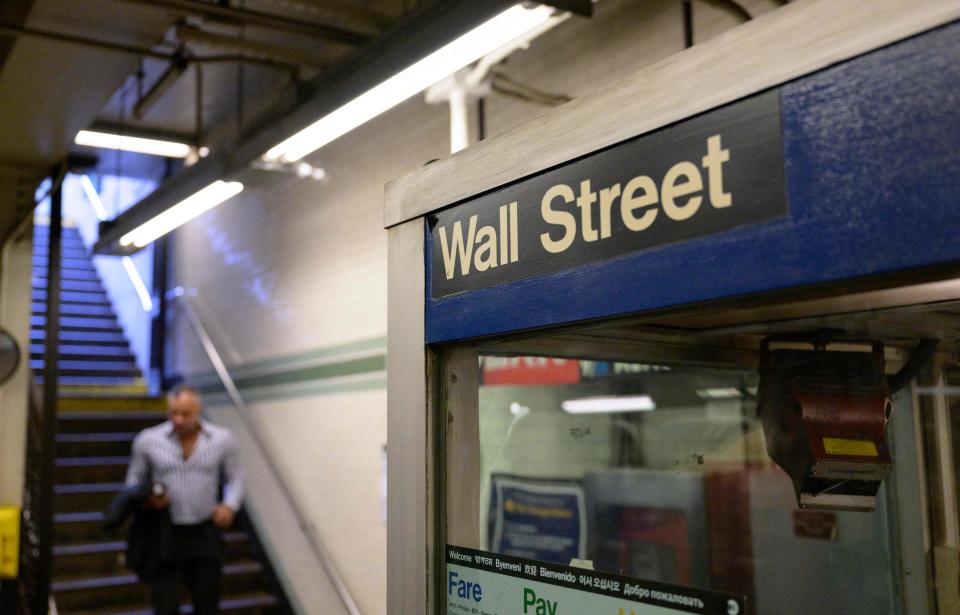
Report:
125,384,245,615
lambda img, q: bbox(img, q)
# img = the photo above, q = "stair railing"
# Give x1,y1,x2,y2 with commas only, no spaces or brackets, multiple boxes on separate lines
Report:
16,182,65,615
167,288,362,615
16,380,52,615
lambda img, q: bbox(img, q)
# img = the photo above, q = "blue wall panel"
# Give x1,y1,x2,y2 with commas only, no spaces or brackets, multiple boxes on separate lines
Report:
425,21,960,344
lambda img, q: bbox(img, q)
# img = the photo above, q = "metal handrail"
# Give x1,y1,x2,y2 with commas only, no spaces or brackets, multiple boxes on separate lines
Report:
168,288,362,615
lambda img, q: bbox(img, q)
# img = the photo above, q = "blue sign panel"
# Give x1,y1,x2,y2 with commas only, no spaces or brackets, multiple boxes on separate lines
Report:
425,21,960,343
488,474,587,565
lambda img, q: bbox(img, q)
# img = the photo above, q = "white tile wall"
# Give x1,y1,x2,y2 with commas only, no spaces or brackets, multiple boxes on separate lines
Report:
0,229,33,506
169,0,784,611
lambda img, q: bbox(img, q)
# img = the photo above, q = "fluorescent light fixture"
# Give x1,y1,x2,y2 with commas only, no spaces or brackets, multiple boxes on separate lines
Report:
80,175,109,221
697,388,743,400
561,395,656,414
119,180,243,248
122,256,153,312
262,3,557,163
80,175,153,310
509,402,530,418
75,129,194,158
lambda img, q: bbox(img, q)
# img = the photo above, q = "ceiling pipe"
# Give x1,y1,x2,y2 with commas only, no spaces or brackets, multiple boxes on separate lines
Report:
260,0,394,31
176,24,328,68
113,0,373,46
134,52,188,120
0,22,298,70
93,0,569,255
698,0,752,22
91,121,198,146
0,22,172,61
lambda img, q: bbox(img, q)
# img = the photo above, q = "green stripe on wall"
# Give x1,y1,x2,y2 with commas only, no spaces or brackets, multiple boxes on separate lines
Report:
190,337,387,402
231,355,384,390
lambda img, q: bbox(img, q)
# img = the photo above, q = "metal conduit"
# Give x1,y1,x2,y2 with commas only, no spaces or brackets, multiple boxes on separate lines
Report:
169,289,362,615
0,24,299,71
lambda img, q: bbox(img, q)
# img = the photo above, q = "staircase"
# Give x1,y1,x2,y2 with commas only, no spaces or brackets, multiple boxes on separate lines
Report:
33,223,284,614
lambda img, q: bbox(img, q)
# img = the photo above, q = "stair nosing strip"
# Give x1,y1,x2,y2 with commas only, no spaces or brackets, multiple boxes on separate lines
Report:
52,560,263,591
53,541,126,555
57,456,130,466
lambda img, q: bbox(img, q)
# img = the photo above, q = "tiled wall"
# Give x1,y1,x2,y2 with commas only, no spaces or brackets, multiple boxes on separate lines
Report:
168,0,781,612
0,229,33,506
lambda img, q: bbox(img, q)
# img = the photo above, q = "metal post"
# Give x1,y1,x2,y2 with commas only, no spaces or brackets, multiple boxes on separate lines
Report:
149,235,168,394
449,86,470,154
37,181,62,615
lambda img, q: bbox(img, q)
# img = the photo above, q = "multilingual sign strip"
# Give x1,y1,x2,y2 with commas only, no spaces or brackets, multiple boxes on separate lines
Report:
429,89,786,299
446,545,745,615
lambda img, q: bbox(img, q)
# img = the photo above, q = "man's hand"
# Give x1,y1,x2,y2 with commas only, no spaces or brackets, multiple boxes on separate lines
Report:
212,504,235,529
145,492,170,510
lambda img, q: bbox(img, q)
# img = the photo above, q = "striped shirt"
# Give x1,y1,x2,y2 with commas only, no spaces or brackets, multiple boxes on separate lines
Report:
125,420,245,525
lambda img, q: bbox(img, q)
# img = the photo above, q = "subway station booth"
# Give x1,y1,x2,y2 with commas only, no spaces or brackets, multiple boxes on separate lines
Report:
385,2,960,614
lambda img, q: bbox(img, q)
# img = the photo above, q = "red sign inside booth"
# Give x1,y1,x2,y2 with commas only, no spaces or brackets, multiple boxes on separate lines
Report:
482,356,581,385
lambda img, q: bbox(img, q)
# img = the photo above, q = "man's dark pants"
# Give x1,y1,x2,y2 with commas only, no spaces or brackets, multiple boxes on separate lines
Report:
150,521,223,615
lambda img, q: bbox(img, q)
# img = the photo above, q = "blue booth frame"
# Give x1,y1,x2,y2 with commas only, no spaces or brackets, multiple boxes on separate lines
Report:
424,20,960,344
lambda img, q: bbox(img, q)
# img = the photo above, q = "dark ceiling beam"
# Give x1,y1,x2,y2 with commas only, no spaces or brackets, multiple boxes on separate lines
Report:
93,0,522,255
0,23,300,70
698,0,753,22
176,24,329,68
90,121,199,145
114,0,372,46
0,0,37,74
272,0,394,31
0,22,173,61
134,55,189,120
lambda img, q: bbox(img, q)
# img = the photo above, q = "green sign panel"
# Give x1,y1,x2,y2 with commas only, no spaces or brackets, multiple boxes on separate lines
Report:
447,546,744,615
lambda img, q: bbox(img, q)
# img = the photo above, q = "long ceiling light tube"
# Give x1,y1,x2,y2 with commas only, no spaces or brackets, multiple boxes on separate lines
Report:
79,174,110,221
561,395,657,414
262,3,557,164
122,256,154,312
75,129,194,158
80,174,153,311
120,180,244,248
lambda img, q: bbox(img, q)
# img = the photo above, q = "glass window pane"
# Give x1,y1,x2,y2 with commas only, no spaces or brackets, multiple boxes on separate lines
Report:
446,352,908,614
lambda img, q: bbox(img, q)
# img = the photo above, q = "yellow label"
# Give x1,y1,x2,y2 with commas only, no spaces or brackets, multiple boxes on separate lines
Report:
0,506,20,579
823,438,878,457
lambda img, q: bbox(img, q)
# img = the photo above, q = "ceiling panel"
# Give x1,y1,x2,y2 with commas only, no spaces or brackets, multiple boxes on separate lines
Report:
0,0,178,166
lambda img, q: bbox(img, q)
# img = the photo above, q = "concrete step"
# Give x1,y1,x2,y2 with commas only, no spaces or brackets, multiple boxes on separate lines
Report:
33,244,91,258
33,241,87,255
32,255,95,270
53,533,251,576
36,375,144,387
58,411,165,434
56,456,130,485
52,560,266,612
33,231,85,242
30,312,119,329
54,511,110,544
31,345,136,362
56,383,150,397
29,360,141,377
32,329,129,345
33,288,110,305
55,482,125,513
32,302,115,317
57,433,137,458
32,277,105,293
58,397,165,411
34,266,101,281
31,315,122,331
65,591,279,615
33,231,84,244
33,226,81,237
